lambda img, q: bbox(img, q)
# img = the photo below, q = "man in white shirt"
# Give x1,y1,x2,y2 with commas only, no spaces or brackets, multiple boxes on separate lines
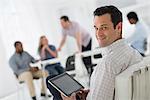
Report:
58,16,93,74
127,11,149,56
61,5,142,100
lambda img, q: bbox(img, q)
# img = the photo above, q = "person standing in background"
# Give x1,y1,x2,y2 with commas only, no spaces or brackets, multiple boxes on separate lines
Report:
58,16,93,74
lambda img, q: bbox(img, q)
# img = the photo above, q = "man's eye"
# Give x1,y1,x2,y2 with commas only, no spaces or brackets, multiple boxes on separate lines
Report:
101,27,107,30
94,27,98,31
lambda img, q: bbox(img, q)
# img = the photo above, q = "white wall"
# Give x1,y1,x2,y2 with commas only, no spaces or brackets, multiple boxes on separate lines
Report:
0,35,18,98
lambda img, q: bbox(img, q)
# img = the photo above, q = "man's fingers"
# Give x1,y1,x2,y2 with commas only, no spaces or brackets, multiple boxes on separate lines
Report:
61,93,76,100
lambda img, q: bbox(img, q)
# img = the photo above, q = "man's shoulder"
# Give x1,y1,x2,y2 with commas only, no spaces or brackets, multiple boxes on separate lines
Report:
103,47,142,65
99,55,117,67
23,51,31,55
71,21,80,27
101,48,129,65
9,53,18,63
23,51,28,53
9,53,15,61
72,21,78,24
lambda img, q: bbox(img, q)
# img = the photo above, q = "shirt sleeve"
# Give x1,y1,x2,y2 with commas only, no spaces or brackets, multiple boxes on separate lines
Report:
89,58,116,100
25,52,36,63
9,58,18,74
9,58,28,76
62,29,67,37
49,45,56,51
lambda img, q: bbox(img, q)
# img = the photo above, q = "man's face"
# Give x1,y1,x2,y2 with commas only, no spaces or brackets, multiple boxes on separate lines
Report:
16,43,23,53
60,19,68,29
94,14,121,47
128,18,135,24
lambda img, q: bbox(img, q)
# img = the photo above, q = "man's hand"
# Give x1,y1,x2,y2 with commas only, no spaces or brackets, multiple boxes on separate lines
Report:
61,89,89,100
57,47,61,52
30,67,39,72
76,89,89,100
61,93,76,100
75,50,81,54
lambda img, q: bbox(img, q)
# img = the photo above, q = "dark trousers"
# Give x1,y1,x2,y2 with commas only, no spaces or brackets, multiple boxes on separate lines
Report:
82,39,92,74
46,75,62,100
45,64,65,76
46,64,65,100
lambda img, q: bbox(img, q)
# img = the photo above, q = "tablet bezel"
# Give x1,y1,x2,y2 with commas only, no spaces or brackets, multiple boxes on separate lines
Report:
48,73,84,97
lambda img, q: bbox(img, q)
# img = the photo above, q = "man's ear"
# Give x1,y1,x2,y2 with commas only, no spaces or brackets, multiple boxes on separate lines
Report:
115,22,122,34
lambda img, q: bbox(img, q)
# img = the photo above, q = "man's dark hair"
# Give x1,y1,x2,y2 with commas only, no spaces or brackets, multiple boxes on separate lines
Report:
14,41,22,47
127,11,139,22
94,5,122,28
60,16,69,22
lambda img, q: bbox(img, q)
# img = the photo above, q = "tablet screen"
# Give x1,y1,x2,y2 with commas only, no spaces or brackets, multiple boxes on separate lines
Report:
48,73,84,97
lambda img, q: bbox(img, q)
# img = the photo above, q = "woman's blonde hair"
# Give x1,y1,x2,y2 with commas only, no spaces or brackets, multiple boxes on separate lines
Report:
38,35,46,54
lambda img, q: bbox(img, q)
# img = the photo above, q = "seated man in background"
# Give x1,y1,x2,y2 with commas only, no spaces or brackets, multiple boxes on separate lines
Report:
38,36,65,100
9,41,48,100
126,11,149,56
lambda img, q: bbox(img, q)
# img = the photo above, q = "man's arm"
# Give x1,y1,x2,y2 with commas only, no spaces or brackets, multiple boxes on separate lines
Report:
75,32,82,52
46,45,57,58
9,59,28,76
89,59,116,100
57,35,67,51
26,52,36,63
61,93,76,100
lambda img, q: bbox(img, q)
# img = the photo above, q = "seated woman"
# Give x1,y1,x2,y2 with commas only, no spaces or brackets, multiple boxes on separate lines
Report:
38,35,65,100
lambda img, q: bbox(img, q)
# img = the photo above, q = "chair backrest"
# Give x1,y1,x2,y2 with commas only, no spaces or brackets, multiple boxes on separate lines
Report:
65,55,75,71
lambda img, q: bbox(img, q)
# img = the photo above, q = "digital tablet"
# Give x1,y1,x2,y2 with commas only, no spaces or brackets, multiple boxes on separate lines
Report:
48,73,84,97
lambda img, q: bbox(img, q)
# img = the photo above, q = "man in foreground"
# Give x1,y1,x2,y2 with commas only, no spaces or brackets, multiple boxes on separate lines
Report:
61,5,142,100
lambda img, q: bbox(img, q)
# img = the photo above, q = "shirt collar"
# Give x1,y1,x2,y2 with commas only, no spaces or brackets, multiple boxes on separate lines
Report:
101,39,125,56
15,51,24,56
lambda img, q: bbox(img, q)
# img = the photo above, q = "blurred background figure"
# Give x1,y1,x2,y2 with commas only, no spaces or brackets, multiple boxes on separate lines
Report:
38,35,65,100
38,35,65,76
126,11,149,56
58,16,93,74
9,41,48,100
